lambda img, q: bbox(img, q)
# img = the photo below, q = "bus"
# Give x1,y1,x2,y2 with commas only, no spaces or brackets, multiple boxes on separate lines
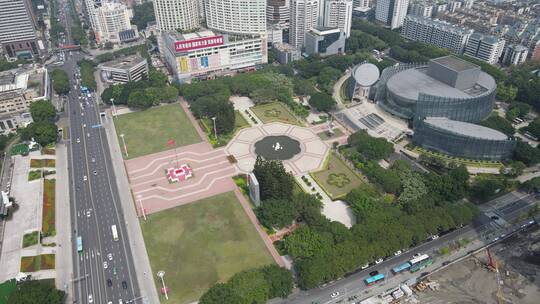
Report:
76,236,82,252
409,255,433,273
392,262,411,274
364,273,385,286
111,225,119,241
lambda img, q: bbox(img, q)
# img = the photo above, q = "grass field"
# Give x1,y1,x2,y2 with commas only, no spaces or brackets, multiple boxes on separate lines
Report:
311,153,364,199
114,104,202,159
10,143,28,156
202,111,250,147
0,280,16,304
22,231,39,248
251,102,302,126
20,254,55,272
30,159,56,168
42,179,56,236
141,191,274,304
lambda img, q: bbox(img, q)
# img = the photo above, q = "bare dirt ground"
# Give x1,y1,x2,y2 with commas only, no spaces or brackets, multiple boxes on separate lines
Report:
417,226,540,304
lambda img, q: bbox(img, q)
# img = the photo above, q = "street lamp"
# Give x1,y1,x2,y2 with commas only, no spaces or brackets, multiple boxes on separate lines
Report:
120,133,128,158
211,117,217,140
157,271,168,300
137,194,146,221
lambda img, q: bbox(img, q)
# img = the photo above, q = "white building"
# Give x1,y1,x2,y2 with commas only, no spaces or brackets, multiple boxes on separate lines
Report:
267,24,284,44
205,0,267,35
161,30,267,81
408,2,433,18
290,0,320,48
375,0,409,29
322,0,353,37
100,55,149,83
153,0,200,31
353,0,371,9
501,44,528,66
83,0,102,35
0,0,39,57
447,1,461,12
267,0,290,26
402,15,473,54
95,2,137,44
464,32,506,64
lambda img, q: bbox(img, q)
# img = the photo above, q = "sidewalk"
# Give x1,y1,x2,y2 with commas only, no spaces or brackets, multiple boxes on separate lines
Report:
102,110,159,304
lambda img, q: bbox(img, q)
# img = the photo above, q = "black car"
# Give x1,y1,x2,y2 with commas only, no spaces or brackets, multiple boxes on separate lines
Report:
122,281,127,289
491,215,500,220
369,271,379,277
442,261,450,266
107,279,112,287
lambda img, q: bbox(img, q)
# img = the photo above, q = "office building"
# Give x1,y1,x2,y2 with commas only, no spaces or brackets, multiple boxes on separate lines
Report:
304,26,346,56
353,0,370,9
347,62,380,101
401,15,473,54
0,0,40,58
322,0,353,37
273,42,301,64
447,1,461,12
100,55,149,83
463,0,473,9
464,32,505,64
153,0,200,31
267,24,284,44
161,30,267,81
206,0,267,35
408,2,433,18
83,0,102,34
290,0,320,48
375,0,409,29
95,2,138,44
501,44,528,66
267,0,290,26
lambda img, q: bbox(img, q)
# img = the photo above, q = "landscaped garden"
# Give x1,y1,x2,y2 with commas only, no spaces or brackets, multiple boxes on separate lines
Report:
251,102,303,126
42,179,55,236
20,254,55,272
317,128,344,140
22,231,39,248
201,111,249,147
140,191,274,304
311,153,364,199
114,103,201,159
30,159,56,168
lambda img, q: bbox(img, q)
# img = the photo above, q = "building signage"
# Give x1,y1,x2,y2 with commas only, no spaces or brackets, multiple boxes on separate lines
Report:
174,36,224,52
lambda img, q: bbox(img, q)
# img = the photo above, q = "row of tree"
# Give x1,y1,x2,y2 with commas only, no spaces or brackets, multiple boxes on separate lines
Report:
51,69,70,95
20,100,58,146
199,265,293,304
78,60,97,90
7,280,65,303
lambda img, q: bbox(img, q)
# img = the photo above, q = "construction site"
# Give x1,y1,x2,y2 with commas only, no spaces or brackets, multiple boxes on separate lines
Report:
414,225,540,304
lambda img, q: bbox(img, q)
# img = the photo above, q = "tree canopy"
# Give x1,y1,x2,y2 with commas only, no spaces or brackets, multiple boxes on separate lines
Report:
308,92,336,112
348,130,394,160
30,100,56,123
51,69,70,95
253,157,295,201
8,280,65,304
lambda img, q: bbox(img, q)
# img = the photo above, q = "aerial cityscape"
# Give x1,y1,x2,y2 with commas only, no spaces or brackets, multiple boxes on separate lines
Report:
0,0,539,303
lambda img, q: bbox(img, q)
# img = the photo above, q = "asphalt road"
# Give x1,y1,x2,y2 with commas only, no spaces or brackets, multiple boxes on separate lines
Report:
281,192,537,304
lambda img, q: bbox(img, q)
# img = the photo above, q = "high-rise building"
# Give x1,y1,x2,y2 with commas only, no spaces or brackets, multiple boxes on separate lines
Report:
267,0,290,26
501,44,528,66
375,0,409,29
464,32,505,65
408,2,433,18
206,0,267,35
95,2,138,44
463,0,473,9
402,15,472,54
353,0,370,9
290,0,319,48
83,0,103,34
153,0,200,31
0,0,39,57
322,0,353,37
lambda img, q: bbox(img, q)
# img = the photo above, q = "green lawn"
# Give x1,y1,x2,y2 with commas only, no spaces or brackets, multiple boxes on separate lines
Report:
20,254,55,272
22,231,39,248
251,102,302,126
114,104,202,159
0,280,16,304
311,153,364,199
202,111,250,147
141,191,274,304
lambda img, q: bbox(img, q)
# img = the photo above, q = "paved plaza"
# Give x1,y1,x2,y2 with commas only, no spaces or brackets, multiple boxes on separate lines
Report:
226,122,329,175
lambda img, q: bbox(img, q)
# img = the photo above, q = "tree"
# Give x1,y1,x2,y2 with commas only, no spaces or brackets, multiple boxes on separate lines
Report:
293,78,316,96
51,69,70,95
514,141,540,165
103,41,114,49
506,102,530,121
262,265,294,299
496,83,517,103
479,114,515,136
21,122,57,146
256,199,297,229
469,175,506,202
131,2,156,29
283,226,331,259
309,92,336,112
348,130,394,160
148,69,168,87
8,280,65,304
128,90,153,109
199,283,241,304
30,100,56,123
522,117,540,139
253,157,294,201
228,269,270,304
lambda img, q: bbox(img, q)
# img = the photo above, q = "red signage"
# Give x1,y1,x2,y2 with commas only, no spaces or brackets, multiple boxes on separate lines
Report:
174,36,224,52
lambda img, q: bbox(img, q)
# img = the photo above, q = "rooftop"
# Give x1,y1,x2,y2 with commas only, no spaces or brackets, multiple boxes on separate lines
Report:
430,56,479,73
424,117,509,141
386,66,495,100
353,63,380,87
101,55,147,70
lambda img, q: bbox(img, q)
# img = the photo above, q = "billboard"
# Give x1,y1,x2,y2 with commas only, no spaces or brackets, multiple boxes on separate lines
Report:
174,36,224,52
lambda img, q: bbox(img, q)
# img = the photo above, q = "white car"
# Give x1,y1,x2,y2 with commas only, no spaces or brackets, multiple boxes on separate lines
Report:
394,250,402,256
361,263,369,270
107,253,113,261
88,295,93,303
431,235,439,240
93,170,97,176
375,258,383,264
86,210,91,217
330,292,340,298
103,261,108,269
76,138,80,143
91,157,95,163
83,175,87,181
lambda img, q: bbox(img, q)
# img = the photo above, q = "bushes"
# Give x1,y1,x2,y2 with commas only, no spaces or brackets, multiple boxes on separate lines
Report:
308,92,336,112
348,130,394,161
